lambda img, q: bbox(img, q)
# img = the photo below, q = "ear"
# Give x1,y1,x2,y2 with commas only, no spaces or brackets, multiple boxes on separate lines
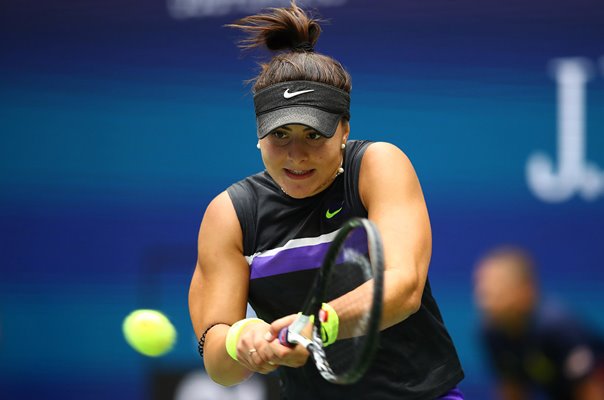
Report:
341,119,350,140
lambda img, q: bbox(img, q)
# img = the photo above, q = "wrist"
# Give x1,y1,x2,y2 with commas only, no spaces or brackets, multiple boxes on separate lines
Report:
225,317,264,360
319,303,339,347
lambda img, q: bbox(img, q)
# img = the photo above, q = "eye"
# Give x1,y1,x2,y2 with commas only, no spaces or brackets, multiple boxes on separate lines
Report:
307,131,323,140
305,131,327,148
268,130,291,147
272,130,289,140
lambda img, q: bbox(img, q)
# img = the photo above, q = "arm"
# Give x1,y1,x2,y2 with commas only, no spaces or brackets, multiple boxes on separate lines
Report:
356,142,432,328
189,191,275,386
266,143,432,348
268,143,432,340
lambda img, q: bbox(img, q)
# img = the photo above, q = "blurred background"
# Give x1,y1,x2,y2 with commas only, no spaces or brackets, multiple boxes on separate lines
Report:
1,0,603,398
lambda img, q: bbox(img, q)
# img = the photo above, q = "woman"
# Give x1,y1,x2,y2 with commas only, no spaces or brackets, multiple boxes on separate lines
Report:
189,2,464,398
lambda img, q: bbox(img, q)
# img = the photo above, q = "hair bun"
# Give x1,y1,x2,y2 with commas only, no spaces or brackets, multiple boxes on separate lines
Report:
292,42,314,53
227,1,321,53
227,0,352,94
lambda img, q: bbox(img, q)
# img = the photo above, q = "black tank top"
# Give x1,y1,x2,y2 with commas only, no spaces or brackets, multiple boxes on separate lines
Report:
227,140,464,399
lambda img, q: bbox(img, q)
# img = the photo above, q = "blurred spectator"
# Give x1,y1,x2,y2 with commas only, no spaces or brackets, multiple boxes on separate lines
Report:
473,246,604,400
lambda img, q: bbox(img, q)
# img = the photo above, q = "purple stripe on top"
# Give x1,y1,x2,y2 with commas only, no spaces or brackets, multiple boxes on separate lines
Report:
436,387,464,400
250,242,331,280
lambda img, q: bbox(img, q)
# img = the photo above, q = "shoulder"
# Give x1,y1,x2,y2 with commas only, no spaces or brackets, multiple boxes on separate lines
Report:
200,191,242,248
362,141,413,170
202,191,238,228
358,142,420,201
346,140,415,183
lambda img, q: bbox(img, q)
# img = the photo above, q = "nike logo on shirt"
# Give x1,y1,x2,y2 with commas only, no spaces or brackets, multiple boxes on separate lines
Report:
325,207,343,219
283,88,315,99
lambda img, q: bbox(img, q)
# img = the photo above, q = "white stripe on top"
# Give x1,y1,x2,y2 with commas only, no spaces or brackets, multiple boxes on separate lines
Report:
245,228,341,266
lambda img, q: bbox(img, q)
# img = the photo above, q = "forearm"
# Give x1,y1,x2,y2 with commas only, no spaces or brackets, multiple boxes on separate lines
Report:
380,268,422,327
203,324,253,386
330,268,422,339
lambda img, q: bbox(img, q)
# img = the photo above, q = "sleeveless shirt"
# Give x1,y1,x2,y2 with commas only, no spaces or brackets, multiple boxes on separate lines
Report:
227,140,464,399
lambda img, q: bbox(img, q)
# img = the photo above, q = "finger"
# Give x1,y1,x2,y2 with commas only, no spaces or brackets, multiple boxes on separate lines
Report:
257,342,278,365
268,339,309,368
249,348,264,367
267,314,299,340
236,347,256,371
248,350,280,374
240,350,266,373
250,348,274,368
256,362,279,374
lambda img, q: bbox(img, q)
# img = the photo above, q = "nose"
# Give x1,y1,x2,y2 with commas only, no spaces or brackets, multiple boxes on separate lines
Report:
287,138,309,164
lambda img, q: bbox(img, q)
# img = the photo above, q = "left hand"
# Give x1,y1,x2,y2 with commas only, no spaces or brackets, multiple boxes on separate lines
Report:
263,314,312,368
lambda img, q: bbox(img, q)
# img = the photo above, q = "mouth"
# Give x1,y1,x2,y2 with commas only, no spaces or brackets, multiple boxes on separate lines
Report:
284,168,315,180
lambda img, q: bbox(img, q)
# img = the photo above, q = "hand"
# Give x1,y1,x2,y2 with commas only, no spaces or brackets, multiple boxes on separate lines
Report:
263,314,311,368
235,320,279,374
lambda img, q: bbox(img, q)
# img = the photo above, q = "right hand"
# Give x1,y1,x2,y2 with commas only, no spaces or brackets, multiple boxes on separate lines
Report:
235,320,279,374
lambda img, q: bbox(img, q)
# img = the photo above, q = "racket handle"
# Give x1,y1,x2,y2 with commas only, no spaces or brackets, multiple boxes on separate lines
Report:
278,328,295,348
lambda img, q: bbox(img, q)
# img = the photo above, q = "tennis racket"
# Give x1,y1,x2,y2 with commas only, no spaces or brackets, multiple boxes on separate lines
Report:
278,217,385,384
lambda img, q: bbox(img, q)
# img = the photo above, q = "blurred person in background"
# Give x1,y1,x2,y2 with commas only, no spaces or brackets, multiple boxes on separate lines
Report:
473,246,604,400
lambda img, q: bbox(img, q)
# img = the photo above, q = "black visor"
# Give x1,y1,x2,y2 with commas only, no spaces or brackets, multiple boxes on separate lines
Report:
253,81,351,139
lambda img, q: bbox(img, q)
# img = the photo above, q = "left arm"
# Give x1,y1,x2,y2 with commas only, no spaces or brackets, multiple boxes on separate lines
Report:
267,142,431,341
357,141,431,328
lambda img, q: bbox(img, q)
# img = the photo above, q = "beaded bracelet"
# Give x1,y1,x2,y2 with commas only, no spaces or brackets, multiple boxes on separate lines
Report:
197,323,229,359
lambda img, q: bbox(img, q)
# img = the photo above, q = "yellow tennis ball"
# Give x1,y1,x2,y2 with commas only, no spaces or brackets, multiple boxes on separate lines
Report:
123,309,177,357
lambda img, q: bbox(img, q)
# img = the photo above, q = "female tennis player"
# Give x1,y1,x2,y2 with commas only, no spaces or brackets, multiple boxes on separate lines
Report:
189,1,464,398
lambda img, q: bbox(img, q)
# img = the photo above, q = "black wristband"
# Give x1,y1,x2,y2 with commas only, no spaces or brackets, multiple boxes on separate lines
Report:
197,323,229,359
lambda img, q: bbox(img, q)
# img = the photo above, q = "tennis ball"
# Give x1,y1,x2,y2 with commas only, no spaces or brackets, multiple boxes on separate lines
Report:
122,309,177,357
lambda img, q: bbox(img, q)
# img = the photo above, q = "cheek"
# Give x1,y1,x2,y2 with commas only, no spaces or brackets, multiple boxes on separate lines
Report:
261,148,283,167
315,145,339,165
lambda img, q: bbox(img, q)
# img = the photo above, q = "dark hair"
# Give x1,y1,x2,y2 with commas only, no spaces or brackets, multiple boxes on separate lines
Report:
226,0,352,94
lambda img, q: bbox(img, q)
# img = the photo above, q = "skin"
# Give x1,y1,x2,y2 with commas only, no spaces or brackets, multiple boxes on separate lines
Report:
259,123,349,199
189,120,432,386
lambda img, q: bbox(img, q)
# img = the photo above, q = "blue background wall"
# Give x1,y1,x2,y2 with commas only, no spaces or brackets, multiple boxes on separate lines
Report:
1,0,603,398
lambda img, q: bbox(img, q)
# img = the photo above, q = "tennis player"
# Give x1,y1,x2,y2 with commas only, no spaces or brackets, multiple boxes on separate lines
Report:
189,1,464,398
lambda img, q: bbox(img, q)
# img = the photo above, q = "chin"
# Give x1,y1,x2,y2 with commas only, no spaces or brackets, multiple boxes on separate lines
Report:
285,186,317,199
287,190,312,199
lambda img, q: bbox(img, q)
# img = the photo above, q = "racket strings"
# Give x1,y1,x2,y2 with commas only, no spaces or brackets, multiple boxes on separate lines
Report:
321,228,376,377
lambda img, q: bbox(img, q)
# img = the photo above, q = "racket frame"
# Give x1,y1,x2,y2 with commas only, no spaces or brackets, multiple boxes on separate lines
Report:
279,217,384,384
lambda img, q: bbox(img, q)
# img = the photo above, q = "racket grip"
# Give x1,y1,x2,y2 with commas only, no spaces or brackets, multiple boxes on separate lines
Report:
278,328,295,348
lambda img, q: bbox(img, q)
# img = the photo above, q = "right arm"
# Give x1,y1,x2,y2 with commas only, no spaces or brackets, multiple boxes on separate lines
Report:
188,191,275,385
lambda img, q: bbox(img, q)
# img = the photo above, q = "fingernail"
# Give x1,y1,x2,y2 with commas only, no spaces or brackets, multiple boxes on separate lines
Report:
264,331,273,340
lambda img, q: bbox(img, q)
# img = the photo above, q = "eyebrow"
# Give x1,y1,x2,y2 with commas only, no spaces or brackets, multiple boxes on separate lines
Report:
276,125,316,132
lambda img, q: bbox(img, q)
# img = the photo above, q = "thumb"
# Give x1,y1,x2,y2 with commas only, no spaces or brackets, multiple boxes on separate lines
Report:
265,314,299,341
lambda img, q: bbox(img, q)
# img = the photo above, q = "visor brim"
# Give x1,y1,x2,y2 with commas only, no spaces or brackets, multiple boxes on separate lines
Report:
256,106,342,139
